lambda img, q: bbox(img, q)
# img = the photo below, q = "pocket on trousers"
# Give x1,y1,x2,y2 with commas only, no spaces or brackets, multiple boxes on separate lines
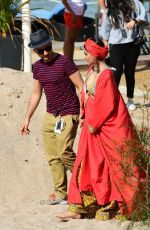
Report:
71,115,79,126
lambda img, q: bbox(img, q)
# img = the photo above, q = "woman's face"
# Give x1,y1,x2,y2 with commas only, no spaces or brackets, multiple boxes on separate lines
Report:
84,50,96,65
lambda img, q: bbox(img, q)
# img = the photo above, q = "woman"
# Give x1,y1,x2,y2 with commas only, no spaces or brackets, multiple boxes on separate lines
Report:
56,38,145,221
100,0,147,111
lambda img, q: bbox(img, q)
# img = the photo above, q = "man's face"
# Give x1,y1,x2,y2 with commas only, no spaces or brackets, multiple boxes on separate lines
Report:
34,43,53,62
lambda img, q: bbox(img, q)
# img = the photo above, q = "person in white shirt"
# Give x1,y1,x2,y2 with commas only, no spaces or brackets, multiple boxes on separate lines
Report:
62,0,84,59
100,0,147,111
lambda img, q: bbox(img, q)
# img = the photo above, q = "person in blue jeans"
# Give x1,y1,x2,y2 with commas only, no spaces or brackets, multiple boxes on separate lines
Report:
100,0,147,111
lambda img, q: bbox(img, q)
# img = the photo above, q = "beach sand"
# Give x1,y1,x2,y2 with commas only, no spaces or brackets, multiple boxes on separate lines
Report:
0,51,150,229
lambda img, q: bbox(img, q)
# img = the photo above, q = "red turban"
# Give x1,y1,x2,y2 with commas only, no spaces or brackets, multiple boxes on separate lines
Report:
84,38,108,59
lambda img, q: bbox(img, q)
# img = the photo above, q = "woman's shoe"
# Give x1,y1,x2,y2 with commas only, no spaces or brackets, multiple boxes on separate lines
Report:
126,99,137,111
113,210,127,220
95,209,110,221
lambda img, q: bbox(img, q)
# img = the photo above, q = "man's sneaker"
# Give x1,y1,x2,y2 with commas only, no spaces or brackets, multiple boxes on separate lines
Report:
126,99,137,111
40,192,68,205
40,198,68,205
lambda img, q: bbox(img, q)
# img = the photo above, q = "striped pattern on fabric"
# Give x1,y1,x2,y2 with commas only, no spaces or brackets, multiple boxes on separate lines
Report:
33,54,80,116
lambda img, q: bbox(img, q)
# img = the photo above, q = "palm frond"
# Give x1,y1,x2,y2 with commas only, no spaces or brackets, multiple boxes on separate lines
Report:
0,0,30,36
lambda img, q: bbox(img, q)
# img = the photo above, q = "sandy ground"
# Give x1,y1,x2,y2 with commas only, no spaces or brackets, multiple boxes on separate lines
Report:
0,53,150,229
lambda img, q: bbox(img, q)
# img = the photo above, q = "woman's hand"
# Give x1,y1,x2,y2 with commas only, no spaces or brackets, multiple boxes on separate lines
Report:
87,124,97,133
126,20,136,30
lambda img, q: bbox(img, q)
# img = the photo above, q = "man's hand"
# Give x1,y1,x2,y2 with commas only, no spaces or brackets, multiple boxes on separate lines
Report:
20,118,30,135
20,79,42,136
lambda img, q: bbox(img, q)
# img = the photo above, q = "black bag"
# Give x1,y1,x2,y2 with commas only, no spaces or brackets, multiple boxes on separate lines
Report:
133,27,145,46
141,40,150,55
133,27,150,55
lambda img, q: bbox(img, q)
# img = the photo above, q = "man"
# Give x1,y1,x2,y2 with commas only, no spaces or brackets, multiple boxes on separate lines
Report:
61,0,84,59
20,29,84,204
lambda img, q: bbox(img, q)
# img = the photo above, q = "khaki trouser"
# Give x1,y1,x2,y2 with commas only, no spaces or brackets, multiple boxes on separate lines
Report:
42,112,79,199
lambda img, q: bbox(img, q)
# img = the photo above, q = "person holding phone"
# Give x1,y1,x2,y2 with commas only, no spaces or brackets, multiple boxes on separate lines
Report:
100,0,147,111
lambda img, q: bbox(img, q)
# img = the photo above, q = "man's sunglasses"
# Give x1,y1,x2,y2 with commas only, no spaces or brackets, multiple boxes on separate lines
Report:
34,45,52,55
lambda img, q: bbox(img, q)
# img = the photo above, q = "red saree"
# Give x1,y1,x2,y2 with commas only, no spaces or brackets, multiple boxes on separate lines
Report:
68,69,143,216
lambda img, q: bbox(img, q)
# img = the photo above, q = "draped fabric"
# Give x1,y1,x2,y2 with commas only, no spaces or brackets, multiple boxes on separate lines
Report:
68,69,144,216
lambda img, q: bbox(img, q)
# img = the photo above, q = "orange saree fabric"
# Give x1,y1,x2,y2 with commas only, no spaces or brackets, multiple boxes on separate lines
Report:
68,69,144,215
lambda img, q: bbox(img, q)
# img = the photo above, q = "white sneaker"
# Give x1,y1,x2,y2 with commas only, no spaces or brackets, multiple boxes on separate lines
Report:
126,99,137,111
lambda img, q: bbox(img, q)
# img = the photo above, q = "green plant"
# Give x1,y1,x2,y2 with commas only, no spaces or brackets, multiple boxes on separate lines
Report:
0,0,30,38
109,85,150,230
134,85,150,223
120,85,150,228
